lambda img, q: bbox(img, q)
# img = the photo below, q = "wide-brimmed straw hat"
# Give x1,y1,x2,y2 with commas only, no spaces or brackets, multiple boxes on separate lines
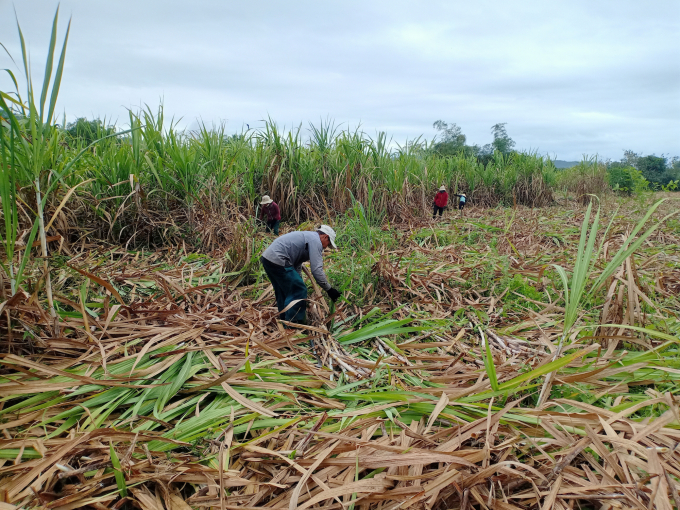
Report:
260,195,274,205
317,225,337,249
439,185,446,191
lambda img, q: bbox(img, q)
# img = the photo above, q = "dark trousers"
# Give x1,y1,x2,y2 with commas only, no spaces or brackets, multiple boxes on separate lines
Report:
266,219,280,235
433,205,444,218
261,257,307,324
459,201,466,210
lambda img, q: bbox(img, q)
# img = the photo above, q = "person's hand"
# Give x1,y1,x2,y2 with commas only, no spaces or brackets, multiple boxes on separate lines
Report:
327,288,341,302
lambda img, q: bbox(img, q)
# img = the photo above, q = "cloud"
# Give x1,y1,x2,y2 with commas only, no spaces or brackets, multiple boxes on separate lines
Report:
1,0,678,160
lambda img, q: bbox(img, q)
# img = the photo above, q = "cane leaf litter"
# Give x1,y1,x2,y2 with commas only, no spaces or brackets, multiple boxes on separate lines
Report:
1,10,680,510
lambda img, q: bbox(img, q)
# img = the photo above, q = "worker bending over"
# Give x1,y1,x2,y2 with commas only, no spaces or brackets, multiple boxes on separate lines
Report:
453,192,467,215
260,195,281,235
260,225,341,325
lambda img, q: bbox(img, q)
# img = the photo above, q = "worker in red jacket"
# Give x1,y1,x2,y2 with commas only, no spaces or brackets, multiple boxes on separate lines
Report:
260,195,281,235
432,185,449,219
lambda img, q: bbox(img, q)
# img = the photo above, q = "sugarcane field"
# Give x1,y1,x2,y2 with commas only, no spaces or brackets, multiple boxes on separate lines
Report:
1,6,680,510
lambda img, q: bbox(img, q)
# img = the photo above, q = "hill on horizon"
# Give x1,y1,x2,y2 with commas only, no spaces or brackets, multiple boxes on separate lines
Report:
553,160,579,169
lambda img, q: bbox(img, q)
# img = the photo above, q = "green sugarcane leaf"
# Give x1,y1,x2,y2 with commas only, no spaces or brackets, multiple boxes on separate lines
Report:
109,443,127,498
338,319,427,345
596,325,679,345
0,91,23,107
484,333,499,392
326,378,373,397
495,346,597,392
591,200,677,294
38,7,60,121
46,16,71,126
154,352,194,415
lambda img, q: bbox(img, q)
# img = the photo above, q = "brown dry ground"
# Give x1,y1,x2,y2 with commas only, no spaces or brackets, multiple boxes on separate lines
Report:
0,194,679,509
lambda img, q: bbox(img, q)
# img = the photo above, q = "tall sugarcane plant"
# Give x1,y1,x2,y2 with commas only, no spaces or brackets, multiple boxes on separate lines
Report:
0,106,40,296
0,8,71,316
537,196,677,405
2,9,129,304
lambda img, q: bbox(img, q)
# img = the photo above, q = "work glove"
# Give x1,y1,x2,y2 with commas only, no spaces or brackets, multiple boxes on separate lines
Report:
327,287,341,302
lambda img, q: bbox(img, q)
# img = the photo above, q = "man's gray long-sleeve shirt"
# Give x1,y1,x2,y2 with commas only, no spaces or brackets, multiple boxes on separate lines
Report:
261,231,332,290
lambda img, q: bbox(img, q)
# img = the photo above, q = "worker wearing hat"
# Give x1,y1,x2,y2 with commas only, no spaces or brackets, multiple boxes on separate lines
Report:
452,191,467,215
432,185,449,219
260,225,341,325
260,195,281,235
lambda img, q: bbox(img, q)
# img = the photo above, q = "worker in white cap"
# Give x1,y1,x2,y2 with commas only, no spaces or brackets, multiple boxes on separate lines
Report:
259,195,281,235
452,191,467,216
260,225,341,325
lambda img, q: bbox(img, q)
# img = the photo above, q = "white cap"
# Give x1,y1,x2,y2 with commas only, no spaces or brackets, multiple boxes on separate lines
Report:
439,185,446,191
260,195,273,205
317,225,337,249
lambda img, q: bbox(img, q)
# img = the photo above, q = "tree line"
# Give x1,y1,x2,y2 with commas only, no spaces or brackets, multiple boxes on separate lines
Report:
431,120,679,192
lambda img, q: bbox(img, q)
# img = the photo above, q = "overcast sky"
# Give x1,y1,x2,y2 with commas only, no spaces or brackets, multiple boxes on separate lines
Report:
1,0,678,161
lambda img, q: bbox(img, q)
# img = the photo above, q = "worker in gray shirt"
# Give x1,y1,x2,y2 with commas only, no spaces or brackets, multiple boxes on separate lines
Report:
260,225,341,325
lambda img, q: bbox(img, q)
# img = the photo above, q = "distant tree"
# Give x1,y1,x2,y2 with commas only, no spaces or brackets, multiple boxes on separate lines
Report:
65,117,117,146
660,158,680,189
622,150,639,168
671,156,680,170
637,155,667,184
607,164,649,195
432,120,467,156
490,123,515,154
609,151,680,189
430,121,516,162
478,123,516,157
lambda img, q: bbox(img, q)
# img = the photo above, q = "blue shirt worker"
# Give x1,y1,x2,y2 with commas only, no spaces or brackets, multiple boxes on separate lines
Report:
453,192,467,214
260,225,341,325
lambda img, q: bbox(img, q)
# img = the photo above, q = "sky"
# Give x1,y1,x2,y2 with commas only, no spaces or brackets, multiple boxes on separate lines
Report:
1,0,678,161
